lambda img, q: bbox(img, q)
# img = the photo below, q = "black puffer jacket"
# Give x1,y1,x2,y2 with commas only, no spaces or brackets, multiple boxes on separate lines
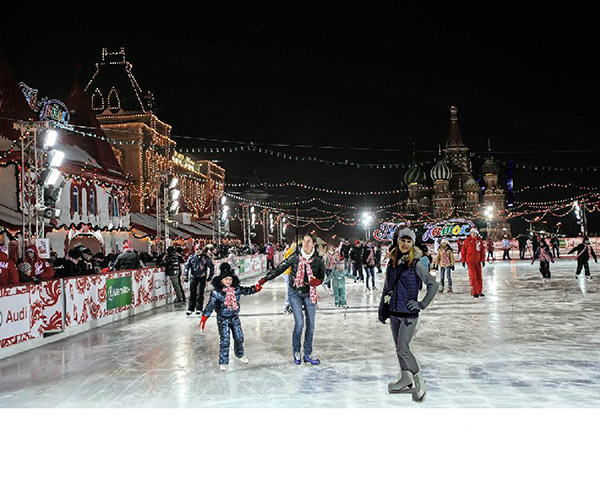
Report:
263,250,325,294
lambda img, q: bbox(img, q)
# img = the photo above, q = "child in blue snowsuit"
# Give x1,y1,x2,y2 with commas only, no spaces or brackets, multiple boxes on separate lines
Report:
325,259,356,308
200,262,262,371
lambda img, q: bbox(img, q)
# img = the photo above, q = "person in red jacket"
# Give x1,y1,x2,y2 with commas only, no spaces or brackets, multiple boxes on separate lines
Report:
24,244,54,281
0,246,19,286
461,229,486,298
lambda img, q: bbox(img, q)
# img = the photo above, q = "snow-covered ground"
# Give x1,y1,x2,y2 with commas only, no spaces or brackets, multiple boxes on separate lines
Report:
1,258,599,407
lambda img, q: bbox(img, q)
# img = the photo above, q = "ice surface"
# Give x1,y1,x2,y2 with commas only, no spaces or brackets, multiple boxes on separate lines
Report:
1,259,600,407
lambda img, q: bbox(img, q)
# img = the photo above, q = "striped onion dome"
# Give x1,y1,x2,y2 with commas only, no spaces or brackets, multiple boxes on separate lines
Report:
464,177,481,192
430,158,452,181
403,163,427,185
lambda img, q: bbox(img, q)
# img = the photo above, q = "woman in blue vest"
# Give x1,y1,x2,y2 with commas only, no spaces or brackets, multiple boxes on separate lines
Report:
378,228,438,402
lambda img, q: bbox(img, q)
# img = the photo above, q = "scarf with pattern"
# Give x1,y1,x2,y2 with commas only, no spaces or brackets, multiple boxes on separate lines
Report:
294,254,319,304
223,286,239,311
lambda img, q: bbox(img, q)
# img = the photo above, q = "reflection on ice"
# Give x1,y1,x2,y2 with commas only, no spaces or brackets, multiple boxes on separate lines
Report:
0,259,599,408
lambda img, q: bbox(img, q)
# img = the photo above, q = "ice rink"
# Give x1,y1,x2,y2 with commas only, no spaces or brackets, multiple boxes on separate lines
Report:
1,258,599,408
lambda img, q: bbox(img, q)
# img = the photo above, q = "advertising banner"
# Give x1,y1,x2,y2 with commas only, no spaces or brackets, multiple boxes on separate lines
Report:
106,275,133,311
0,290,30,341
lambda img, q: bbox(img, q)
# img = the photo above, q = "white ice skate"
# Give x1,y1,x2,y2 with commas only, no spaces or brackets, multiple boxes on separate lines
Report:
220,364,228,372
388,371,414,394
412,371,427,403
238,355,249,364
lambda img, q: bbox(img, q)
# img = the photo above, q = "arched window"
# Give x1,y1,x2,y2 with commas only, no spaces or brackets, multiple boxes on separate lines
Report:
108,87,120,112
112,196,120,218
88,188,96,216
71,186,79,215
81,188,87,216
91,88,104,111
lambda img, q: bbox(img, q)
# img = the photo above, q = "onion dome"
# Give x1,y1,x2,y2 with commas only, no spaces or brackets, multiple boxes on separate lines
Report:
430,158,452,181
481,155,502,175
464,177,481,192
403,163,426,185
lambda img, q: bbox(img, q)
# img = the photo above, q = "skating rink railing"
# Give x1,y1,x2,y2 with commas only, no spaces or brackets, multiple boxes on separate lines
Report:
0,253,275,360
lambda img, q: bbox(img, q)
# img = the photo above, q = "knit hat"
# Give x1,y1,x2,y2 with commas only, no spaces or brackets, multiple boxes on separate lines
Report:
123,240,133,251
395,228,416,243
212,262,239,289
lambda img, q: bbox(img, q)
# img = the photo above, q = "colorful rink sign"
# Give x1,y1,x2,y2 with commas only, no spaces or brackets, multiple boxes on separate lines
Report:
421,219,475,242
106,275,133,311
373,222,410,242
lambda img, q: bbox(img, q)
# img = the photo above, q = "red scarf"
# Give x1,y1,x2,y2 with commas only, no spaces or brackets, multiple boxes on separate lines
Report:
294,254,319,304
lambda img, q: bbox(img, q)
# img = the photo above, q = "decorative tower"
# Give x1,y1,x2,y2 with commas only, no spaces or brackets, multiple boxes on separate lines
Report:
481,153,510,239
430,156,453,219
85,48,176,213
443,105,473,207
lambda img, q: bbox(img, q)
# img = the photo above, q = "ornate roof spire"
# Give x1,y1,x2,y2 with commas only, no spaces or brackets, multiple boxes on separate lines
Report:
445,105,465,149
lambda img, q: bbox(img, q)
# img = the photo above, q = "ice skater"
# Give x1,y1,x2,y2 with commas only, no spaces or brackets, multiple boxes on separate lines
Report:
325,258,356,308
568,236,597,279
184,244,215,316
461,229,486,298
531,237,554,284
486,237,495,263
363,240,377,291
200,262,263,371
378,228,438,403
434,238,455,293
259,233,325,365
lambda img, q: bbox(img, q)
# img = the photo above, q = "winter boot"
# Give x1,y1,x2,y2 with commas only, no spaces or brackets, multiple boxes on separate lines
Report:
388,370,414,394
238,355,249,364
447,287,453,293
294,352,302,365
412,371,427,403
220,364,228,372
303,355,321,365
439,286,444,293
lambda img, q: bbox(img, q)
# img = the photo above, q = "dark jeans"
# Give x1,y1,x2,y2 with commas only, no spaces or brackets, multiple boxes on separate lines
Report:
218,315,244,365
325,268,332,288
519,247,526,260
267,258,275,270
576,260,591,276
188,276,207,312
288,287,316,356
352,261,364,280
503,249,510,260
539,260,551,279
365,265,375,288
552,245,560,258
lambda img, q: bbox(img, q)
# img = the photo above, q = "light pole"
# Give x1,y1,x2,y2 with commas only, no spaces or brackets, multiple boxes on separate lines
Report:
484,205,494,238
361,212,373,241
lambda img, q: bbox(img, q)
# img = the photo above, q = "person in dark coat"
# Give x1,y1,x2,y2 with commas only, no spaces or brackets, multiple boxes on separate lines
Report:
184,244,215,315
378,228,437,402
259,233,326,365
113,240,142,271
160,246,185,303
201,262,262,371
568,236,597,279
350,240,364,282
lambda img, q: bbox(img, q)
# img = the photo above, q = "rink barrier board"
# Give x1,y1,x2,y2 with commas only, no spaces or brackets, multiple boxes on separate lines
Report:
0,253,275,361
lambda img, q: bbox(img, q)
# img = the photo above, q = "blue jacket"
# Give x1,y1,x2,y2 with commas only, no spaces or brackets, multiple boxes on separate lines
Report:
184,253,214,280
202,276,258,321
379,248,438,320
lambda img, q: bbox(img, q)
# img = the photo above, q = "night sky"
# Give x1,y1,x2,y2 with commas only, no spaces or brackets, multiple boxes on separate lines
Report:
2,6,599,237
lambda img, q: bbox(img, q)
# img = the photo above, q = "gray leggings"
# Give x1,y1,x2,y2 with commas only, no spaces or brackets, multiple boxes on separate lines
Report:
390,316,419,374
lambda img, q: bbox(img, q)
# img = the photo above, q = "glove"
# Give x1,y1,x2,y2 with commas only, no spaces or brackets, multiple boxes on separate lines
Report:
184,276,189,283
199,315,208,331
258,277,266,285
451,265,455,271
406,299,422,312
462,263,466,268
378,317,387,325
309,277,322,287
482,262,485,268
254,284,263,292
